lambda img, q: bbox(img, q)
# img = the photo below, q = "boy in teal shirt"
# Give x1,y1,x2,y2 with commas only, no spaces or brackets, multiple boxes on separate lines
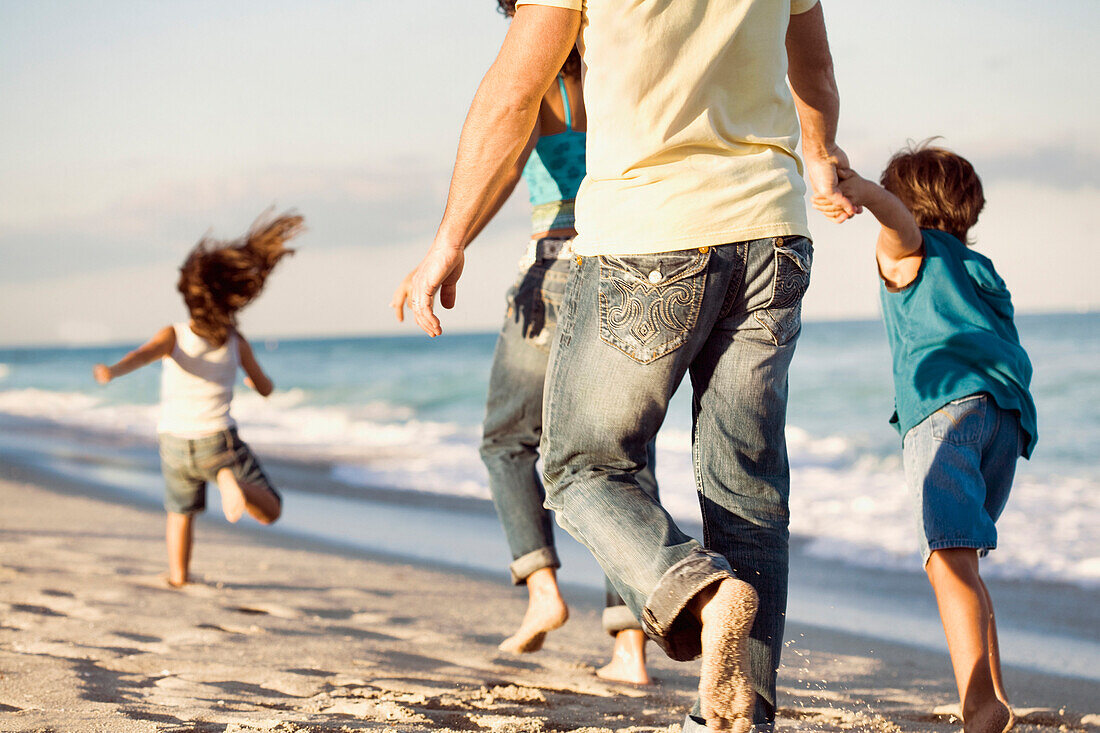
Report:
814,142,1035,733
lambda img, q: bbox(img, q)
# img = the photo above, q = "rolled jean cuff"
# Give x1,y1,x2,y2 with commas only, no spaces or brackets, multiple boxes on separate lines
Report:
641,547,733,662
602,605,642,635
509,546,561,585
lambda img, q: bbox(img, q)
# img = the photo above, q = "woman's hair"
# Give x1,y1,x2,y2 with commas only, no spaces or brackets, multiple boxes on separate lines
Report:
177,211,302,346
880,140,985,244
496,0,582,78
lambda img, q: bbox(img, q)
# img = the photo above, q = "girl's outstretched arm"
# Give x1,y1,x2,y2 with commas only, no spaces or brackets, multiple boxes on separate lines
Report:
236,334,273,397
93,326,175,384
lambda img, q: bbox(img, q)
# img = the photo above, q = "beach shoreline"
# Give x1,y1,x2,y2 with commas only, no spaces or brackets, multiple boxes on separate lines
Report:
1,457,1097,732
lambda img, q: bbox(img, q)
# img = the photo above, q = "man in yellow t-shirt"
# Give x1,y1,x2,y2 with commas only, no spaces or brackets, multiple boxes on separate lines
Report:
404,3,852,731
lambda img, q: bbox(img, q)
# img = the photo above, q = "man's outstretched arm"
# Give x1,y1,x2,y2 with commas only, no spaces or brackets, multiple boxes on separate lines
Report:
787,2,858,221
409,5,581,337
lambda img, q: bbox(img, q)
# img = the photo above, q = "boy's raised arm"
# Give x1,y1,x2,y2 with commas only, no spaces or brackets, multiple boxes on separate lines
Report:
815,171,923,289
237,334,274,397
93,325,175,384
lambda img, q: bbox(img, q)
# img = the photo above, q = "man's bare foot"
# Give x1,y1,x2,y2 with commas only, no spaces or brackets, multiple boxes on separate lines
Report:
695,578,759,732
498,567,569,654
597,629,651,685
215,469,246,523
965,699,1013,733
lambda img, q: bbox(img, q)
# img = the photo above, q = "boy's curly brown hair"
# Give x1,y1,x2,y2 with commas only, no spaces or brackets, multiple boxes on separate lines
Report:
880,141,985,244
177,211,302,346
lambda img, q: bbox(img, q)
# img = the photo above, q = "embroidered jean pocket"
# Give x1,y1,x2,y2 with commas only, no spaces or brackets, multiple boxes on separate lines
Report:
755,237,813,346
598,250,710,364
930,394,987,445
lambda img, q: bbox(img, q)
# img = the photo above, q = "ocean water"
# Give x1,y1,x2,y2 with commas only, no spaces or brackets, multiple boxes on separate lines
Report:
0,313,1097,588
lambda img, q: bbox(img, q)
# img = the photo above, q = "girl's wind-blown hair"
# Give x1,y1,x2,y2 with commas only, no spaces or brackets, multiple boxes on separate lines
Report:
177,211,303,346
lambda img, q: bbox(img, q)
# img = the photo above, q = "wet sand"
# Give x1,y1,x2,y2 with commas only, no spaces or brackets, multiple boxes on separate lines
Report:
0,466,1097,732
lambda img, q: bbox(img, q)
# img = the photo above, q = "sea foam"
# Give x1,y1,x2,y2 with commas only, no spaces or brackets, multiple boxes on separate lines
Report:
1,382,1097,589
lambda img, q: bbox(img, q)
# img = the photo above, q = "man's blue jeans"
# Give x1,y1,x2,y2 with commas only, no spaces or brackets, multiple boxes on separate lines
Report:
542,236,812,728
480,239,659,634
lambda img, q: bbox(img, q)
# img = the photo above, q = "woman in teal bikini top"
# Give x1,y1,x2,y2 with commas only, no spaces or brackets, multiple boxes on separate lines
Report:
522,73,586,237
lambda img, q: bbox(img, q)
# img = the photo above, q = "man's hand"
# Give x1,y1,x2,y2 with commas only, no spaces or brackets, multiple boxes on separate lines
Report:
811,164,867,223
390,269,416,323
804,144,860,223
408,242,466,337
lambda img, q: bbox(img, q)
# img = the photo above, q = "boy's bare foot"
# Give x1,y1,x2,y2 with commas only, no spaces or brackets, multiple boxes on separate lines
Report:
215,468,246,523
597,629,651,685
498,567,569,654
695,578,759,732
965,699,1013,733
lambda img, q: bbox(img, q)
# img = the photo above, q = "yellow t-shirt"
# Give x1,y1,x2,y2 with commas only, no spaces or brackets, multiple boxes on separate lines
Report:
515,0,818,255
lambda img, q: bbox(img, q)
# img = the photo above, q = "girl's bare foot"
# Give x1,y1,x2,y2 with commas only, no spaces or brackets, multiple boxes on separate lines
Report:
215,469,246,523
159,571,187,589
965,699,1013,733
597,629,651,685
498,567,569,654
695,578,758,732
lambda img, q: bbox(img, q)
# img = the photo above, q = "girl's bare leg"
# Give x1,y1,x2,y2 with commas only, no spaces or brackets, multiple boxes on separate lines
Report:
498,566,569,653
597,629,652,685
215,468,281,525
166,512,194,587
926,549,1012,733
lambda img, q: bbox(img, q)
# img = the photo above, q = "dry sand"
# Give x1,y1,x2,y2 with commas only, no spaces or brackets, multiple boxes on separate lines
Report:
0,471,1096,733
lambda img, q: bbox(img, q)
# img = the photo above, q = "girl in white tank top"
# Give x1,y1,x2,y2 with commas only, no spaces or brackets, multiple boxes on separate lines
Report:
158,323,240,437
92,211,303,587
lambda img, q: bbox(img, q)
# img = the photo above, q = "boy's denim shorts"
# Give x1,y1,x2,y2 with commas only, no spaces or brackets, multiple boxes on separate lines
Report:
157,429,278,515
902,393,1023,564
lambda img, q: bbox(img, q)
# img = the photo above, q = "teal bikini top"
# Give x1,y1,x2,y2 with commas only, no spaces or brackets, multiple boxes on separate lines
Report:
522,76,586,212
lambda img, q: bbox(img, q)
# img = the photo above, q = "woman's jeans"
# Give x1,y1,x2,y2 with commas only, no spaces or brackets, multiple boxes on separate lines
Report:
542,236,812,730
480,238,659,635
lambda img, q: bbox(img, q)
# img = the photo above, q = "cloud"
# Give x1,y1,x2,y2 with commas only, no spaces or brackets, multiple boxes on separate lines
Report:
971,145,1100,191
0,157,456,283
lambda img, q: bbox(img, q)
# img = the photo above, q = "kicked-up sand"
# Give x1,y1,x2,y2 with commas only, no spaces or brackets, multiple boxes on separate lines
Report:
0,468,1096,733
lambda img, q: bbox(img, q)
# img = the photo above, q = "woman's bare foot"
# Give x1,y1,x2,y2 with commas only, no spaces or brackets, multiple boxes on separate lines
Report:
694,578,759,732
215,469,246,523
965,699,1013,733
498,567,569,654
597,629,651,685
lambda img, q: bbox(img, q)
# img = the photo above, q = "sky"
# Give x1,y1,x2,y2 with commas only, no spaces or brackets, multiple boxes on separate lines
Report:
1,0,1097,347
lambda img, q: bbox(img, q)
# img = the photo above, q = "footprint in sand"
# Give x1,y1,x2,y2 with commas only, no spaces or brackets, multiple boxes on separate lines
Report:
40,589,75,598
9,603,65,617
195,622,263,636
229,603,301,619
114,631,162,644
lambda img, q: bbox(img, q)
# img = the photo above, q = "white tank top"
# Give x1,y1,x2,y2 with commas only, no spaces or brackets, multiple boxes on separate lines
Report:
158,323,239,437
